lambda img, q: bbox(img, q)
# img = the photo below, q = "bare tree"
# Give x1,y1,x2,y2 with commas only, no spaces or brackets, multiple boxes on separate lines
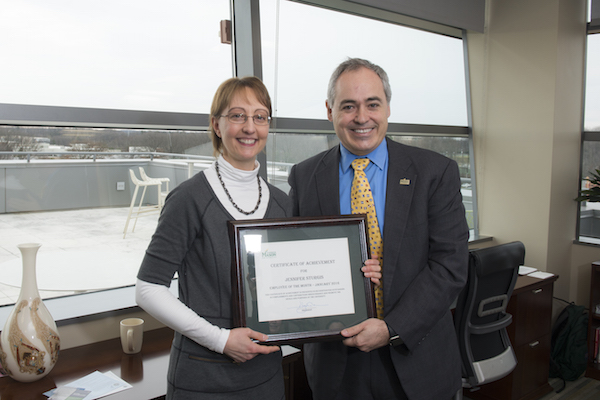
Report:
0,127,41,155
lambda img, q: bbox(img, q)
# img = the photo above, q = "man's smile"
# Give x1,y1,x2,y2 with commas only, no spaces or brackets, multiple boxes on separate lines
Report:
352,128,375,134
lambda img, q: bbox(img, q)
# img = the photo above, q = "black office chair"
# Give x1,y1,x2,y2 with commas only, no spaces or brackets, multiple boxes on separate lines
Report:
453,241,525,400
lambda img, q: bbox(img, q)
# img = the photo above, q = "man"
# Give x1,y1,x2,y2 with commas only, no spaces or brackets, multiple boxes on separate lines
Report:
288,58,469,400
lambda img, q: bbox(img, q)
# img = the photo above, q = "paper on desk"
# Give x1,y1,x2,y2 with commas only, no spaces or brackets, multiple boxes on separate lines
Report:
528,271,555,279
518,265,537,275
49,387,91,400
45,371,132,400
101,371,132,398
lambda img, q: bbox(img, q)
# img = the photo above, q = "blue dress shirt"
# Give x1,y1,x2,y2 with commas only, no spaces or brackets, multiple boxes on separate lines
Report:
339,140,389,235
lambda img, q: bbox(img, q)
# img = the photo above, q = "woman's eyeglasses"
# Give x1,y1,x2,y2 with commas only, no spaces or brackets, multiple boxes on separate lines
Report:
220,113,271,126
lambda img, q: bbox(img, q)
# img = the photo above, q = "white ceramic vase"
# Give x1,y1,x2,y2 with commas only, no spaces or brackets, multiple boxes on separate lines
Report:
0,243,60,382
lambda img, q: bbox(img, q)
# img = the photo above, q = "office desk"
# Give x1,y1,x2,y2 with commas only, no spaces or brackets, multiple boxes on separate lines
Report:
0,275,556,400
0,327,302,400
466,274,558,400
0,328,172,400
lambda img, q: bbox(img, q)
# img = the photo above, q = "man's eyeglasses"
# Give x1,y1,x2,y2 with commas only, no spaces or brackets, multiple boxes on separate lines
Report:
220,112,271,126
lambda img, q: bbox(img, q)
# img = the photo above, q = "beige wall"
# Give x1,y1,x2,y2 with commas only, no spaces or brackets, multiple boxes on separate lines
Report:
468,0,599,306
571,245,600,305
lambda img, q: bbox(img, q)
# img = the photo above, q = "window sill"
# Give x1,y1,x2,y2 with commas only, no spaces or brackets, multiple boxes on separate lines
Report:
0,281,178,327
469,234,493,246
574,237,600,247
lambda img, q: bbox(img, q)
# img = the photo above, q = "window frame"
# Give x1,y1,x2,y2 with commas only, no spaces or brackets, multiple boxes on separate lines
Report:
575,16,600,243
0,103,209,131
0,0,478,322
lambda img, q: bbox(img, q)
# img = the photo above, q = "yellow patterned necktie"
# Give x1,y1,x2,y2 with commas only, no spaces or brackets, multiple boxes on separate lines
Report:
351,158,384,319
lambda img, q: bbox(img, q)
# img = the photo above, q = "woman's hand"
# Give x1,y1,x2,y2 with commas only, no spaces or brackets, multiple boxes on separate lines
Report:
362,254,382,286
223,328,280,364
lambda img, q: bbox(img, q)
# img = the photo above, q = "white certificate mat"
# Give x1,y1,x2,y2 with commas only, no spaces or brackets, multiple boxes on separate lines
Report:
254,237,355,322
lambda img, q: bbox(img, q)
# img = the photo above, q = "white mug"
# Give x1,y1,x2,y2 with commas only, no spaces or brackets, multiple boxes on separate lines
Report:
120,318,144,354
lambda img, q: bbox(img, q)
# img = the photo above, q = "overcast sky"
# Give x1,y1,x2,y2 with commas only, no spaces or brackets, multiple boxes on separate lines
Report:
0,0,596,128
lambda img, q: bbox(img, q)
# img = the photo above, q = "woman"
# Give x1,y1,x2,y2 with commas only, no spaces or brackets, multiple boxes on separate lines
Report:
136,76,380,399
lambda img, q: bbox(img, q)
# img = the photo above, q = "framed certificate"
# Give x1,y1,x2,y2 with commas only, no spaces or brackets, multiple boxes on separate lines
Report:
228,215,376,345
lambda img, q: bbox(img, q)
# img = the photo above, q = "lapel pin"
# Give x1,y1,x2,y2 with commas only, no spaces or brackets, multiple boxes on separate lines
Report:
399,178,410,185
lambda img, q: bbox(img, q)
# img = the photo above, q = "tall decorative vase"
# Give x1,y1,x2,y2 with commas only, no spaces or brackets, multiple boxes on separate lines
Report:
0,243,60,382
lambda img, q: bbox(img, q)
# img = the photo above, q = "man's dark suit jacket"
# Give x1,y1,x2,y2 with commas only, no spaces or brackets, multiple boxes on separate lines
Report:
288,138,469,400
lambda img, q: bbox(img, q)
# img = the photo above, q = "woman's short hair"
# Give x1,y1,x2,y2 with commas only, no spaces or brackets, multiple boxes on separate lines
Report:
327,58,392,107
209,76,272,156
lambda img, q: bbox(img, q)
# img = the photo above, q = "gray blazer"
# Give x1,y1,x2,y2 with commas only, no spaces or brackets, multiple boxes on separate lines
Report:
288,138,469,400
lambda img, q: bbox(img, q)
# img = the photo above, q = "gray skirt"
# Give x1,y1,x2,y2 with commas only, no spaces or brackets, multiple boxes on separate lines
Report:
166,335,285,400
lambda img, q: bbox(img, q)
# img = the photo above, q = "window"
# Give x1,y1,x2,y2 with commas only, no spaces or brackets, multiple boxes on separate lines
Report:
0,0,231,310
585,34,600,132
260,0,475,235
577,32,600,243
0,0,477,314
260,0,468,125
0,0,231,114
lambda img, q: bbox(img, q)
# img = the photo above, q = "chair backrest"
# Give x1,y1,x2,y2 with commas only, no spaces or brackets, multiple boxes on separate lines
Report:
138,166,150,181
454,241,525,388
129,169,141,185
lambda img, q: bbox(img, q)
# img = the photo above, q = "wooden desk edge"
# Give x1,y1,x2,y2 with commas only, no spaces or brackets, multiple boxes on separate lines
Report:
0,327,174,399
1,326,303,400
513,274,559,295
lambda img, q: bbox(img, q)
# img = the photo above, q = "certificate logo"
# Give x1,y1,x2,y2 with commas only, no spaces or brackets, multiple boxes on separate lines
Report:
262,249,277,259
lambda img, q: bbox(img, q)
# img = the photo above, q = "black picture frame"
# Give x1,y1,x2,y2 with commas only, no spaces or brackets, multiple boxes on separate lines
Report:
228,215,376,345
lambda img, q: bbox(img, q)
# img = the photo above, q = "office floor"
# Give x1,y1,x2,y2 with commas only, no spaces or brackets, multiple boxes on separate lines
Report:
537,377,600,400
0,207,156,306
462,376,600,399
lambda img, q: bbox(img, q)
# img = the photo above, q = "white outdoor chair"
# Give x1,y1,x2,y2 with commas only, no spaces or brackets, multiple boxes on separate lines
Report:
139,166,170,208
123,169,163,238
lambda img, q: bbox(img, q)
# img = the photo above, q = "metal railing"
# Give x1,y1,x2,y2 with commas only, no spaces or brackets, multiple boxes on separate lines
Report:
0,150,472,227
0,151,214,163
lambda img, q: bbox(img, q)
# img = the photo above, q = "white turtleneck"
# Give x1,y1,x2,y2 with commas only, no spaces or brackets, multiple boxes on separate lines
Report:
135,156,271,354
205,155,270,220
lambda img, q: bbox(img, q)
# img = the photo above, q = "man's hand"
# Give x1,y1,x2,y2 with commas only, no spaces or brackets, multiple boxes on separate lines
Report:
223,328,280,363
341,318,389,352
362,254,382,285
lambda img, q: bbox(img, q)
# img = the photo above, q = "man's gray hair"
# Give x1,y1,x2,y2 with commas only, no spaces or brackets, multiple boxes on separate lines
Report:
327,58,392,107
